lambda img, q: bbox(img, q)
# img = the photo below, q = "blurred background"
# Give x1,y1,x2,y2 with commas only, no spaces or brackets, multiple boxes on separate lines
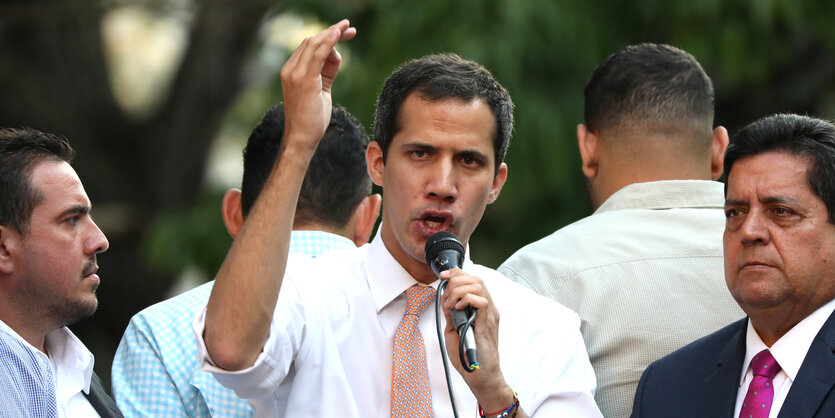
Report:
2,0,834,390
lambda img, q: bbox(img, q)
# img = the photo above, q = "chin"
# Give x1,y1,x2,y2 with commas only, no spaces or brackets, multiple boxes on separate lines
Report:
62,298,98,326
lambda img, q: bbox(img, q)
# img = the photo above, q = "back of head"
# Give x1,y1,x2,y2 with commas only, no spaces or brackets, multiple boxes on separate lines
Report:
241,104,372,230
724,113,835,223
0,127,75,234
584,43,714,145
373,53,514,175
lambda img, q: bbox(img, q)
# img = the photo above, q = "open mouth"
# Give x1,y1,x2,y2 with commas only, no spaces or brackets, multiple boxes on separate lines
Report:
423,215,445,229
419,210,454,233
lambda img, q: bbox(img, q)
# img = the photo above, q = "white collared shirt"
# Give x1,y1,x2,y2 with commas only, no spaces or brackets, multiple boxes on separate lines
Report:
499,180,743,418
0,320,99,417
734,299,835,418
195,228,601,417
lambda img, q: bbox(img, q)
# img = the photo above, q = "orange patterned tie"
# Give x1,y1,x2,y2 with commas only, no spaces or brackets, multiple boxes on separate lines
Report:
391,284,436,417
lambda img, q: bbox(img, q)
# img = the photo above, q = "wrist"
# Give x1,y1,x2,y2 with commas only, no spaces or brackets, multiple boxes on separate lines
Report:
475,384,516,415
478,388,519,418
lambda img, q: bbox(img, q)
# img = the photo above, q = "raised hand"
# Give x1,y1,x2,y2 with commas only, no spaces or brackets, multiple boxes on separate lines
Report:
280,19,356,152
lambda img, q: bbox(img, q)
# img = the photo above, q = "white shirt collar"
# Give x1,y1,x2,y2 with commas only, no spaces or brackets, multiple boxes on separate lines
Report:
0,319,94,403
740,298,835,385
366,224,473,313
595,180,724,214
45,326,95,397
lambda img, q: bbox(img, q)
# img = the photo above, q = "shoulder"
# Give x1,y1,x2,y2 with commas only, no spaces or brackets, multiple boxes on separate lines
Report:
473,264,579,325
642,318,745,378
127,281,215,331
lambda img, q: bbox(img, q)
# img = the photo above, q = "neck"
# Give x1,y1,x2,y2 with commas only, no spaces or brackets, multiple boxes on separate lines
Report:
589,161,713,209
379,229,438,285
0,314,49,352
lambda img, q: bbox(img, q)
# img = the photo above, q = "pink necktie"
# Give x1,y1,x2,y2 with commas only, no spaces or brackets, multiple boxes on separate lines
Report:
739,349,781,418
391,284,436,417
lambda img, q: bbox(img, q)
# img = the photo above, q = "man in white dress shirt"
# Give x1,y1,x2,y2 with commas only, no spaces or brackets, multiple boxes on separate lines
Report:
498,43,743,417
196,20,601,417
0,127,122,417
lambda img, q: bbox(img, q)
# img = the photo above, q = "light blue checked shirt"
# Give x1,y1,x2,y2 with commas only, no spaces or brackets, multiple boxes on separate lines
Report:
0,319,58,418
111,231,355,417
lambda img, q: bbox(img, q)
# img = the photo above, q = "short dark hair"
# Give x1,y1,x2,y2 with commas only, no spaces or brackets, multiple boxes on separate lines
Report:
373,53,514,175
0,127,75,234
240,104,372,229
584,43,714,138
724,113,835,224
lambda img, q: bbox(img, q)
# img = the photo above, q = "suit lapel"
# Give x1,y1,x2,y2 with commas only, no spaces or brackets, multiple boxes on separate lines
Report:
778,310,835,417
702,318,748,417
84,372,124,418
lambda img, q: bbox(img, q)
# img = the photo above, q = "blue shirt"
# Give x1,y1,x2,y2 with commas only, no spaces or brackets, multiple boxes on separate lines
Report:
111,231,355,417
0,319,58,418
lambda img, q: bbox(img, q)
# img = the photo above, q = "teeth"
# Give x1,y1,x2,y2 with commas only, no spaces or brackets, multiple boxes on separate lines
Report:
425,220,441,228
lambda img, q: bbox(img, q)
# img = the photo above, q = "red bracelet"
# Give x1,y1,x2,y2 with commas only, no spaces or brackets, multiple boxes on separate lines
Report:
478,390,519,418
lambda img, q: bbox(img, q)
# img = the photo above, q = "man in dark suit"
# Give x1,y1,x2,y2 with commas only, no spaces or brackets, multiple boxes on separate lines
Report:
0,127,122,417
631,113,835,418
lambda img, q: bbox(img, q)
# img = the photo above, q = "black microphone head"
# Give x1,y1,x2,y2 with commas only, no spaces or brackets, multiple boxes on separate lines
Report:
425,231,464,276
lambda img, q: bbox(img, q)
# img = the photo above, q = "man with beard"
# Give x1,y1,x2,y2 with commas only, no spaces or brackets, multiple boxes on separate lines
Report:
0,127,121,417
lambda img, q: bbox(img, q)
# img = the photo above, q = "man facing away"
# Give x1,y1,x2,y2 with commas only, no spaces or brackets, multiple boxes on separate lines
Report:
0,127,122,417
197,20,600,417
498,43,743,417
632,113,835,417
111,103,381,416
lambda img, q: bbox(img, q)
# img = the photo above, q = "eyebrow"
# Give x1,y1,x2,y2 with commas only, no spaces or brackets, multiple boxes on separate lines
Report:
724,196,800,207
58,205,90,219
401,142,490,160
458,149,489,163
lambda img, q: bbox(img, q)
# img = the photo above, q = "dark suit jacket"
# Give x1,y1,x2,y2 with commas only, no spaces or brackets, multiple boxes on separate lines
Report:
631,310,835,417
85,372,123,418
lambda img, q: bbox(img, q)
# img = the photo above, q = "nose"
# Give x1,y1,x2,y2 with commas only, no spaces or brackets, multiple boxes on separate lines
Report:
426,159,458,202
85,218,109,255
738,211,769,246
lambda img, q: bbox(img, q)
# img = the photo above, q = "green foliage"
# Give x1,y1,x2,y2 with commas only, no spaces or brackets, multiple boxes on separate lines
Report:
141,189,231,280
150,0,835,274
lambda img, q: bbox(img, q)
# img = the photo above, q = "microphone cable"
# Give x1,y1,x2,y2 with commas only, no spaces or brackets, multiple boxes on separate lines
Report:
435,278,479,418
435,278,460,418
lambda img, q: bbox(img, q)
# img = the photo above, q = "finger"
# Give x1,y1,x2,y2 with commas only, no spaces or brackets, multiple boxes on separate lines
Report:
321,48,342,93
279,36,309,82
339,26,357,41
454,293,489,311
442,282,483,308
294,27,340,81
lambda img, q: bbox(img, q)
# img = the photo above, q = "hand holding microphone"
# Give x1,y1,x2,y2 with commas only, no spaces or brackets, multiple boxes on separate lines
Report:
425,231,479,372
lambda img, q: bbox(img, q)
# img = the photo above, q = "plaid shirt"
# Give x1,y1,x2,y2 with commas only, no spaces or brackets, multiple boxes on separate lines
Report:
0,320,58,418
111,231,355,417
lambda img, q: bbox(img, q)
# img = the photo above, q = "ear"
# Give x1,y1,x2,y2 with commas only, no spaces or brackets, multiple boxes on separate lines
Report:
577,124,599,179
350,194,382,247
711,126,729,180
487,163,508,204
366,141,385,187
221,189,245,239
0,225,20,275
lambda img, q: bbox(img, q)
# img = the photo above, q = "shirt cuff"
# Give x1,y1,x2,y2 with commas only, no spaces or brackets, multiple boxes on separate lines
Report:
193,307,292,399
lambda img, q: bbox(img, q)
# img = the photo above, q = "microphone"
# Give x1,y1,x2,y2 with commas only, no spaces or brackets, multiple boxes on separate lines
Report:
425,231,479,371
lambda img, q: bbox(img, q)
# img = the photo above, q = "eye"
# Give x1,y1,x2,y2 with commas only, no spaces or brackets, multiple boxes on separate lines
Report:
724,208,741,219
773,206,793,216
66,216,80,226
411,149,428,159
461,156,477,166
